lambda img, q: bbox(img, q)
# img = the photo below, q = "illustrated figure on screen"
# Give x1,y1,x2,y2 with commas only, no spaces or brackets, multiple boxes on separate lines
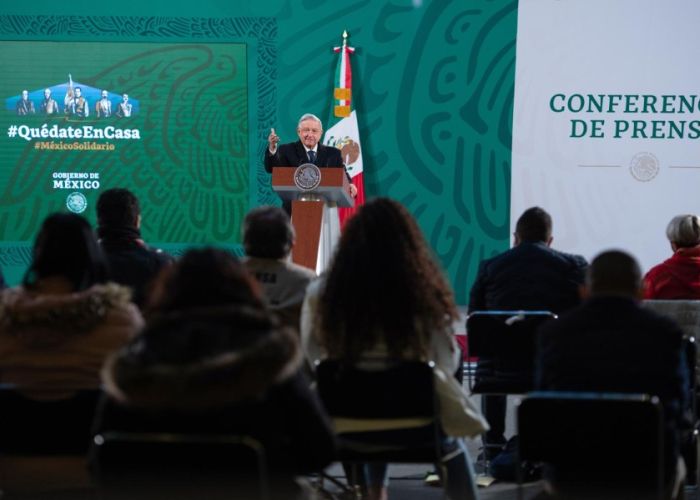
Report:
66,87,89,118
40,88,60,115
95,90,112,118
116,94,132,118
16,90,35,116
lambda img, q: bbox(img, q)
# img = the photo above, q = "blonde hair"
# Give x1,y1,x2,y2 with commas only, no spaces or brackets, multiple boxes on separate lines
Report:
666,214,700,249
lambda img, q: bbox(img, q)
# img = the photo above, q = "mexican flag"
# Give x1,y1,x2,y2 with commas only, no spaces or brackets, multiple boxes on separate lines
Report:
323,31,365,228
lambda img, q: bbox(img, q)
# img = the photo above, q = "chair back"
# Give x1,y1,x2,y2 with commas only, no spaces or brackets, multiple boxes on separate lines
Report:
90,431,269,500
466,310,556,393
645,300,700,385
683,336,699,487
0,386,101,454
643,300,700,339
517,391,664,500
315,359,440,462
643,301,700,487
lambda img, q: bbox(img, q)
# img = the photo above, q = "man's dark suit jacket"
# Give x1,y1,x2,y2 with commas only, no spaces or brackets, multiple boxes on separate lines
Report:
264,140,348,177
535,295,690,485
264,140,350,214
468,241,588,314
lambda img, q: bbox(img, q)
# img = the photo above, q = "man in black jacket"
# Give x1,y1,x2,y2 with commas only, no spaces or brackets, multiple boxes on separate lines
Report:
96,188,172,309
536,250,689,496
264,113,356,214
469,206,587,457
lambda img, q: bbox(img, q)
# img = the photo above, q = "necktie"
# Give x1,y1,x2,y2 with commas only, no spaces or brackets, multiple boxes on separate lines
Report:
308,150,316,164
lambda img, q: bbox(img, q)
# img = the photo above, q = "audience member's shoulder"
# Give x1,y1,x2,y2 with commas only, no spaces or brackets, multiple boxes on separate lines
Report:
146,245,174,264
0,282,143,337
551,247,588,267
95,283,145,331
286,260,317,279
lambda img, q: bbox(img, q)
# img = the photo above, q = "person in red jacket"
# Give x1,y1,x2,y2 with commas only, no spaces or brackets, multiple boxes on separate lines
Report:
644,214,700,299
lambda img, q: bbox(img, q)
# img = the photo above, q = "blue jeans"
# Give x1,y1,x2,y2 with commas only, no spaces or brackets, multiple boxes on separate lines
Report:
355,437,479,500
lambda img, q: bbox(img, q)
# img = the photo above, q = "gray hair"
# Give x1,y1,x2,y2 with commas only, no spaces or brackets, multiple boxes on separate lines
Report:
666,214,700,249
297,113,322,130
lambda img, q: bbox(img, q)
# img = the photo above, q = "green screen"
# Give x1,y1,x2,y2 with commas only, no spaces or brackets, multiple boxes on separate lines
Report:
0,41,249,281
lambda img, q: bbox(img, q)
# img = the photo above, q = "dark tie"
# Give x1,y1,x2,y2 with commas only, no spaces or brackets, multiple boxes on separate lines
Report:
308,150,316,164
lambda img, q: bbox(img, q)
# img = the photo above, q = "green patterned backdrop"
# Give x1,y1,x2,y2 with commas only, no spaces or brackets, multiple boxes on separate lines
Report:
0,0,517,304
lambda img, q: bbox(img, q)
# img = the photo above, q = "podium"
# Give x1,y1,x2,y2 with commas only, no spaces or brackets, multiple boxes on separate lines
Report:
271,166,354,272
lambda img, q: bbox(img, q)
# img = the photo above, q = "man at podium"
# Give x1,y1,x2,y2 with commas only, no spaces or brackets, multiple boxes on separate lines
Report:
264,113,357,213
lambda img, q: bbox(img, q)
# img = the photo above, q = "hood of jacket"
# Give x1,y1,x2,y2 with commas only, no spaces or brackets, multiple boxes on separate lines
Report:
102,304,303,412
0,283,132,347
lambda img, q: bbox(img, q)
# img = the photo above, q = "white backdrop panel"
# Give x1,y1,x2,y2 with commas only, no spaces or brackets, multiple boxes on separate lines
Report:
511,0,700,272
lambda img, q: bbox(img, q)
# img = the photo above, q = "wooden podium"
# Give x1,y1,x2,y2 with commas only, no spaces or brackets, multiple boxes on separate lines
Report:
271,166,354,271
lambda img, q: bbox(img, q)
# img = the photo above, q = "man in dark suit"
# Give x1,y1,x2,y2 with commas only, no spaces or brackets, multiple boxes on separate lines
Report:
264,113,356,214
469,206,588,457
535,250,689,497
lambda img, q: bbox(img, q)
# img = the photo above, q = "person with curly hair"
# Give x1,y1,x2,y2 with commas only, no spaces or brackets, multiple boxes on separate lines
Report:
301,197,484,500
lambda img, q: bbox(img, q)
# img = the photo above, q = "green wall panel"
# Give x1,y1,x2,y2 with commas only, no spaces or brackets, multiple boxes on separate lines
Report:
0,0,517,304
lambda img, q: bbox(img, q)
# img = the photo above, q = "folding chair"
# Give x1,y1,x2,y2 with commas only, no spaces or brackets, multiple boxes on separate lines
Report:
465,310,557,393
643,300,700,489
517,391,665,500
642,300,700,342
315,359,444,496
465,310,557,464
90,430,270,500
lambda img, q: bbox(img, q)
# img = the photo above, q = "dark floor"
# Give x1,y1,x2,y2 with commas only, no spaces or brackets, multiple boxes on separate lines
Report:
321,462,699,500
321,461,545,500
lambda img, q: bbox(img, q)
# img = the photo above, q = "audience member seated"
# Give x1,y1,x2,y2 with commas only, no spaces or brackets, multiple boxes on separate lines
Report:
96,188,172,309
0,213,143,398
94,248,335,499
535,250,690,499
0,213,142,494
644,214,700,299
302,197,486,500
468,206,587,459
243,206,316,332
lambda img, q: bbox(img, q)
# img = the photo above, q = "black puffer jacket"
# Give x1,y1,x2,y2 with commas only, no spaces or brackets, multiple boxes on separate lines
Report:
96,305,335,479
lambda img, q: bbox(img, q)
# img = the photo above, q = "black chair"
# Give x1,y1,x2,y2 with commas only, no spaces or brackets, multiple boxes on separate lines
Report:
90,430,270,500
315,359,443,493
682,336,698,489
465,310,556,466
0,385,101,454
641,301,700,491
465,310,557,394
0,386,102,495
517,391,665,500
